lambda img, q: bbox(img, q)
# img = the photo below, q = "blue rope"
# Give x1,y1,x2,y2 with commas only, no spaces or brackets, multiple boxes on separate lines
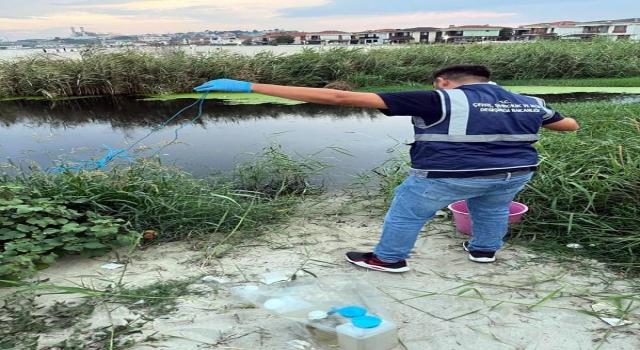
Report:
47,92,210,173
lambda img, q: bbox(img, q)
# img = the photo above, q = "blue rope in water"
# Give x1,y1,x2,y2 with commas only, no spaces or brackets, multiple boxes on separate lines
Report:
47,92,210,173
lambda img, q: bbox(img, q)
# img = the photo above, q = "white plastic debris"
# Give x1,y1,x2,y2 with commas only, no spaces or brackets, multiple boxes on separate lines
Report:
566,243,583,249
100,263,125,270
591,303,634,327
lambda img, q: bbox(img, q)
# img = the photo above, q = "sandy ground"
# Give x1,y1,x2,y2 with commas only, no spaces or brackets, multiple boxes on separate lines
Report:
4,192,640,350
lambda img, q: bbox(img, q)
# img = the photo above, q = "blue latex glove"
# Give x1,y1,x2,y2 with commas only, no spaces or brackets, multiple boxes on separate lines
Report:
194,79,252,93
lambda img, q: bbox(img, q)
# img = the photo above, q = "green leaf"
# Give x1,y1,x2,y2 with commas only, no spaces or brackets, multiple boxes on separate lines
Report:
0,198,23,206
61,223,87,233
82,242,107,249
91,226,119,237
116,234,138,246
43,227,61,235
0,218,16,226
42,238,64,246
0,230,26,240
15,205,44,214
82,248,110,257
16,224,39,233
13,241,37,252
70,198,90,204
40,253,59,264
528,288,563,309
27,217,58,227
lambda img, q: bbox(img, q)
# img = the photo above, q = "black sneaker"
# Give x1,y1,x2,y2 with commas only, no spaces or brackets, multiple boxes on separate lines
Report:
345,252,410,273
463,241,496,263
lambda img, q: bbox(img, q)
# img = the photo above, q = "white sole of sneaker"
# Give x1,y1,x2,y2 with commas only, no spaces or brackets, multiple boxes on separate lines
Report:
345,256,411,273
468,254,496,263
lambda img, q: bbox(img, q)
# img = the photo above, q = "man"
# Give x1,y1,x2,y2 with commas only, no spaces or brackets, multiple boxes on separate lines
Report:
194,64,579,273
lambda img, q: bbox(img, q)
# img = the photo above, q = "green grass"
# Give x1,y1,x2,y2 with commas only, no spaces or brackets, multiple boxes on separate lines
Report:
0,144,326,279
2,40,640,98
0,277,208,349
512,101,640,272
19,148,321,241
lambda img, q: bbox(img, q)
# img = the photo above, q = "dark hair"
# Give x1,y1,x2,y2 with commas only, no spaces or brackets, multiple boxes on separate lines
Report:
429,64,492,82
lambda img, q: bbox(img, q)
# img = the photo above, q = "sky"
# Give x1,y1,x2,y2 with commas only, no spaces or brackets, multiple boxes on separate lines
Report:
0,0,636,40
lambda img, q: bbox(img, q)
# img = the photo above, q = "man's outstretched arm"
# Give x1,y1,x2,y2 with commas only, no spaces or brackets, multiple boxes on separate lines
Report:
193,78,388,109
251,83,388,109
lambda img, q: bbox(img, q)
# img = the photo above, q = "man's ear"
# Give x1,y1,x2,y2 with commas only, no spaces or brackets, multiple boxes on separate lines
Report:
437,77,453,88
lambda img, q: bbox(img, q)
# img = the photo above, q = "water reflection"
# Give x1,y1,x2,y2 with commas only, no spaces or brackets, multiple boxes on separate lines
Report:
0,97,412,187
0,96,380,128
1,93,638,187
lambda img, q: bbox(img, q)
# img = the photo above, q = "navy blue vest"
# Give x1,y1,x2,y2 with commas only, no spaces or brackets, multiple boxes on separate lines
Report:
411,83,555,173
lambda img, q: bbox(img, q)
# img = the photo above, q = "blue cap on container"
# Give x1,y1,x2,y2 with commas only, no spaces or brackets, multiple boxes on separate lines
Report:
352,315,382,328
334,306,367,318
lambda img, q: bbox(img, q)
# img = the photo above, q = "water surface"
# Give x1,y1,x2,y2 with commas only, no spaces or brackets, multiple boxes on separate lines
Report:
1,93,637,187
0,97,412,187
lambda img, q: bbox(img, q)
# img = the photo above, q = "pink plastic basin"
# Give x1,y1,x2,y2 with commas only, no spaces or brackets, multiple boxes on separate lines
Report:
447,200,528,236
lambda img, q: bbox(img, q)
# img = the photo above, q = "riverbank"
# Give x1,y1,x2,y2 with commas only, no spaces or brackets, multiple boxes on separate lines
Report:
1,192,639,350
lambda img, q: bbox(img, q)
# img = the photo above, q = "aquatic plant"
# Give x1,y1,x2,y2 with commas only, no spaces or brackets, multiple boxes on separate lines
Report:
1,40,639,98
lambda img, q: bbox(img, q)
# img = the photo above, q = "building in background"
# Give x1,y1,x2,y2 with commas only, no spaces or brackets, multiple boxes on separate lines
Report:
571,18,640,40
404,27,441,44
440,25,513,43
514,21,579,40
304,31,350,45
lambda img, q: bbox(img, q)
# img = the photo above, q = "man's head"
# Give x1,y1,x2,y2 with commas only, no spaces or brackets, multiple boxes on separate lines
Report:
430,64,492,90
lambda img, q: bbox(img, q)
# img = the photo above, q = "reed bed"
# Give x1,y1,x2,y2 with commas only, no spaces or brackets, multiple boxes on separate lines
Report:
517,101,640,273
1,40,640,98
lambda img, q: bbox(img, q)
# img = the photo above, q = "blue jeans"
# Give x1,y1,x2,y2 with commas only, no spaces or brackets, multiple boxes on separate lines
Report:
373,172,533,262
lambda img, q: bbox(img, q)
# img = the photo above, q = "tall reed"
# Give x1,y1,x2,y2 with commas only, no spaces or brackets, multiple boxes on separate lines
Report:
1,40,639,98
515,101,640,272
